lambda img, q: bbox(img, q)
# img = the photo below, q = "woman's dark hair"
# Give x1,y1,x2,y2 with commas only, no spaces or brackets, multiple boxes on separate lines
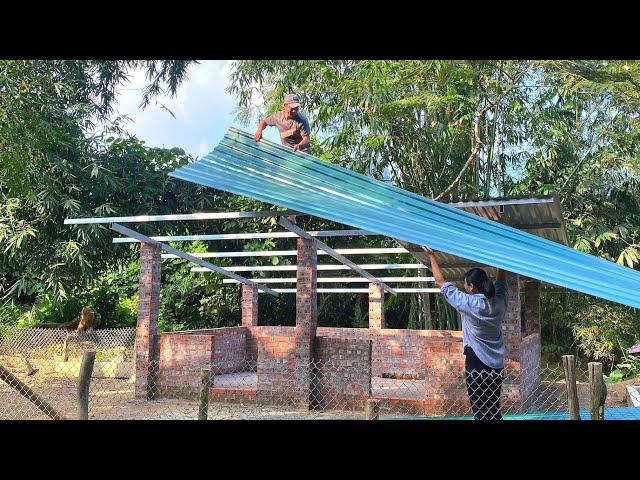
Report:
464,268,495,299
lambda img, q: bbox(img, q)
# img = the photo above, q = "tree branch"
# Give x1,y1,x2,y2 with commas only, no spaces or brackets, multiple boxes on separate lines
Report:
434,67,530,201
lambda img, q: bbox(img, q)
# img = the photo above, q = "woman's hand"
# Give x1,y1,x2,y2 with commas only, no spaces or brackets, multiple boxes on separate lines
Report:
421,245,435,256
421,245,445,286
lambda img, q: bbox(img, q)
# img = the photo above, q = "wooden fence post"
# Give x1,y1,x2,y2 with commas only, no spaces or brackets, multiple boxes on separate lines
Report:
365,399,380,420
77,349,96,420
199,367,211,420
588,362,605,420
562,355,581,420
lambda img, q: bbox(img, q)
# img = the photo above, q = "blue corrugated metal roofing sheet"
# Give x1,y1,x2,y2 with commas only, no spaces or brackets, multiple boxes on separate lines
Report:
169,127,640,309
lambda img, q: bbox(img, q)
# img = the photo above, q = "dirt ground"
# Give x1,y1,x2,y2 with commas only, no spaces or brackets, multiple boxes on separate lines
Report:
2,354,639,420
605,375,640,407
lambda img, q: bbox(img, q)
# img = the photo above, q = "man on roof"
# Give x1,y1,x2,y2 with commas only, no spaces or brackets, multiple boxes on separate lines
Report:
253,93,311,153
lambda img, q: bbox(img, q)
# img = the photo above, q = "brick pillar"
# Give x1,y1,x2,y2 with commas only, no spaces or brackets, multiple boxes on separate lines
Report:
241,284,259,326
135,242,161,399
502,272,521,370
524,280,541,337
368,282,385,329
295,236,317,410
500,272,523,408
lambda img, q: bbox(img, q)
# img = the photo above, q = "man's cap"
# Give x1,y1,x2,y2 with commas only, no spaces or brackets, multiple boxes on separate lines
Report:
284,93,301,108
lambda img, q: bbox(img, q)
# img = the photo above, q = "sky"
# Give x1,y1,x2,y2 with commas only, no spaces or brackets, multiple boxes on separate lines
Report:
104,61,526,193
106,60,281,158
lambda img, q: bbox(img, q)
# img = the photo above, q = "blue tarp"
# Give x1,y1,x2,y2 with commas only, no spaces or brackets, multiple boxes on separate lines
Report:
383,406,640,420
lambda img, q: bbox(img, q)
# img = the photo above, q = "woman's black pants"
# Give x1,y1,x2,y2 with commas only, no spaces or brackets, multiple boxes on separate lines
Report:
464,346,504,420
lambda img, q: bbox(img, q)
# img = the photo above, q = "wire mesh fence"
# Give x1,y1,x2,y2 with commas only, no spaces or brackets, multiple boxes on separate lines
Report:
0,327,135,420
2,327,639,420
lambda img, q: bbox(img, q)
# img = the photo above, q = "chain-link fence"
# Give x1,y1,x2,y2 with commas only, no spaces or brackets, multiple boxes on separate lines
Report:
2,327,639,420
0,327,135,420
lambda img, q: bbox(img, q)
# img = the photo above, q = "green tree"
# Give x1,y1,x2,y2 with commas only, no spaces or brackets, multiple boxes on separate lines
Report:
229,60,640,268
0,134,215,302
0,60,197,302
229,60,535,200
0,60,195,196
228,60,640,358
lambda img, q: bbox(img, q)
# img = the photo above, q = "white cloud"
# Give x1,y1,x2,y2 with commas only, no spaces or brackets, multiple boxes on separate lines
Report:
194,138,212,158
101,60,284,156
102,60,238,156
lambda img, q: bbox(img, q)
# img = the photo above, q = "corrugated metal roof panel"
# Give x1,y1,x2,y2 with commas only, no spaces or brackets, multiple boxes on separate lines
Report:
408,196,568,281
169,128,640,309
456,197,568,246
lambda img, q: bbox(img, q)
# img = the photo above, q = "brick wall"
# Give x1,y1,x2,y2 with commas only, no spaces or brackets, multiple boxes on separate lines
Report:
524,280,541,337
316,327,463,380
246,326,296,368
422,335,467,416
316,327,370,340
256,335,297,404
156,333,214,398
211,327,248,374
313,337,372,410
147,320,538,415
314,326,535,416
373,333,427,379
162,327,249,374
519,333,541,406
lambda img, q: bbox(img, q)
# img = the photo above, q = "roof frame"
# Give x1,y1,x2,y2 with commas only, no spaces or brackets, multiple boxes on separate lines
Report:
66,209,300,225
222,276,435,284
110,223,279,297
446,197,554,208
260,288,441,294
160,247,408,259
191,264,427,272
278,216,397,296
112,229,374,243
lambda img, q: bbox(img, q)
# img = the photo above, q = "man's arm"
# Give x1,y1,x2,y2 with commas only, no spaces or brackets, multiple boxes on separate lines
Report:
253,118,268,142
293,115,311,151
293,133,310,151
